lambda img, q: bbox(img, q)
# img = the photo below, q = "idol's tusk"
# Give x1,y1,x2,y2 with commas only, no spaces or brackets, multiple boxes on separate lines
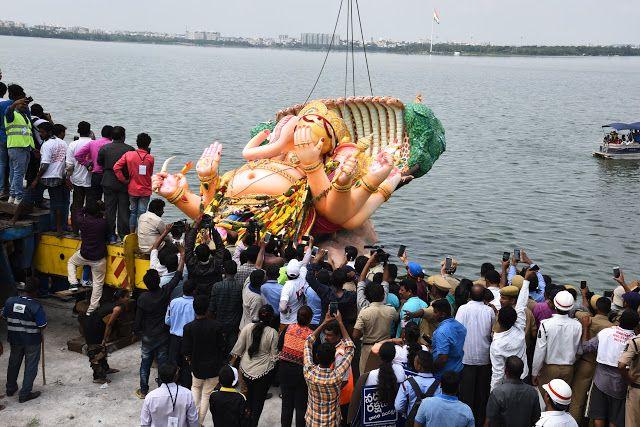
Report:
161,156,176,173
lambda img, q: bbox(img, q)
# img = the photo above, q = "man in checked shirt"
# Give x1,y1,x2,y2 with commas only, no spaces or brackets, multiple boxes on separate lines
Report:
303,310,355,427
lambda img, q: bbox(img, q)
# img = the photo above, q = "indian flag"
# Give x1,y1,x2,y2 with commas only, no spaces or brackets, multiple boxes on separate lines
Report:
433,9,440,24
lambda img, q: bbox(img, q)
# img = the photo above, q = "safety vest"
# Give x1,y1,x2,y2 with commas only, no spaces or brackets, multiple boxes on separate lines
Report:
4,110,34,149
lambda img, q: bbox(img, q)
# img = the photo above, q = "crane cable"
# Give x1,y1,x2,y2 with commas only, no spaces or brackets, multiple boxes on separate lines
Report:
304,0,374,103
304,0,345,104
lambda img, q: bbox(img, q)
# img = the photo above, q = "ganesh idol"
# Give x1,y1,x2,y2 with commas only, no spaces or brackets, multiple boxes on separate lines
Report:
151,95,446,243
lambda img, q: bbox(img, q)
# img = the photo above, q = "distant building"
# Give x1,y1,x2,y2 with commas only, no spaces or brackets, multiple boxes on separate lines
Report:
0,20,27,29
300,33,340,46
70,26,90,34
187,30,220,41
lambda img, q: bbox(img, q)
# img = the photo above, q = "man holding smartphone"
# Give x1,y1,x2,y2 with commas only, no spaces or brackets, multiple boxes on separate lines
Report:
506,249,547,303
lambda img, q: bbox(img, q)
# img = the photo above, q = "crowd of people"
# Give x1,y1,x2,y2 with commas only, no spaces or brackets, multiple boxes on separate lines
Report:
0,81,154,240
0,80,640,427
603,129,640,144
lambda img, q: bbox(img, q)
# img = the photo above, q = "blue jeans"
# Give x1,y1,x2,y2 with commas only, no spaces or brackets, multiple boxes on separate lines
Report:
46,184,71,231
0,140,8,192
8,147,30,199
140,335,169,393
129,195,149,231
6,342,41,398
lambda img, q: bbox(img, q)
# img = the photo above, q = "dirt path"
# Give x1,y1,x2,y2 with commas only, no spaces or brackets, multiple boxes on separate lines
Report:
0,299,281,426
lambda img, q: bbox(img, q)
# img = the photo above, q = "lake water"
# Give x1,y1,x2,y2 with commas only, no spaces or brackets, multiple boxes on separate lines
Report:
1,36,639,291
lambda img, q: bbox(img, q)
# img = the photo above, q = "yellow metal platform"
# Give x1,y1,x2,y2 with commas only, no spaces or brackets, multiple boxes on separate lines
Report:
33,232,150,290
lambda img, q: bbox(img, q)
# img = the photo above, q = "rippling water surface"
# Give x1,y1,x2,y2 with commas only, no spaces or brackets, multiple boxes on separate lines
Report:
1,36,639,290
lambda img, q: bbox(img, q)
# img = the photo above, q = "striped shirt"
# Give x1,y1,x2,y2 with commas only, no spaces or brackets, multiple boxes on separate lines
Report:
303,335,354,427
455,300,495,365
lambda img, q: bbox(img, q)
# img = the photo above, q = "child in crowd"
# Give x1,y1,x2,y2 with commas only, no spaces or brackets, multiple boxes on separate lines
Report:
209,365,248,427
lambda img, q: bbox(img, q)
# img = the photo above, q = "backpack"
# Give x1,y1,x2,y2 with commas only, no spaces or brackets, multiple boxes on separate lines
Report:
405,376,440,426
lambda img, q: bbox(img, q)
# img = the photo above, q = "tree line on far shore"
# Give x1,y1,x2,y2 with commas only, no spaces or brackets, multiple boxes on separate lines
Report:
1,26,639,57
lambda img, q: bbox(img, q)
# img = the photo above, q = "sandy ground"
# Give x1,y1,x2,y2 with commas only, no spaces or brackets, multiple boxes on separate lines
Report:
0,299,282,427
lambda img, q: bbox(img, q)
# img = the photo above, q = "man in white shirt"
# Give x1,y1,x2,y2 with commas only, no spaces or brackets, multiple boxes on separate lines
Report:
485,270,502,310
140,363,198,427
240,269,266,330
33,122,69,233
490,271,534,391
532,291,582,388
66,121,92,233
138,199,170,253
578,310,639,427
455,284,496,424
535,379,578,427
279,246,312,327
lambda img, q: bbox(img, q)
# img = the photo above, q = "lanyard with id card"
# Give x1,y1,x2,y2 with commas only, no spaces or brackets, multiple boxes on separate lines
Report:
137,151,148,176
166,384,179,427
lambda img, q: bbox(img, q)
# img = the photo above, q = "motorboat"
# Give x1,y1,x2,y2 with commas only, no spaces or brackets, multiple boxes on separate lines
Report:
593,122,640,159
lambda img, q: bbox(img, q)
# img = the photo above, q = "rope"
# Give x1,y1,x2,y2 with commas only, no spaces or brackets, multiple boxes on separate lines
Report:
350,0,356,96
304,0,345,105
344,0,350,98
355,0,373,96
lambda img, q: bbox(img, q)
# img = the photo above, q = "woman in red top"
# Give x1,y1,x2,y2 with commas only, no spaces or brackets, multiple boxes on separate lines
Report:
278,305,314,427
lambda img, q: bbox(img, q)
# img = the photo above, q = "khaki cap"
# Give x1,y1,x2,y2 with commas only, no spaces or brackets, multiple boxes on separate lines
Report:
427,275,451,291
500,286,519,297
589,294,602,311
511,275,524,290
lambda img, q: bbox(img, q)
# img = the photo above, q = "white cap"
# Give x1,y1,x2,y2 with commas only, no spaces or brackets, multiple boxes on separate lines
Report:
286,260,301,278
542,379,572,405
33,118,48,128
553,290,575,311
230,366,239,387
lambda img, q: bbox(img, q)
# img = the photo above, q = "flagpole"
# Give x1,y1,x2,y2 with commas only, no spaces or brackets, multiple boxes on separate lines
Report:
429,14,434,54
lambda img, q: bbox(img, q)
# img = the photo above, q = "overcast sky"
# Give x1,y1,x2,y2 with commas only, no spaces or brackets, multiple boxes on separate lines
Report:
3,0,639,45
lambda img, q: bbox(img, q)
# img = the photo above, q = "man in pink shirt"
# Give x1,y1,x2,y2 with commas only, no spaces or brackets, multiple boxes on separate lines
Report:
113,132,154,232
74,125,113,204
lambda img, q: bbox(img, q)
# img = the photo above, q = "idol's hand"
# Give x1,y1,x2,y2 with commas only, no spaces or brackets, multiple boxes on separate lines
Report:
196,142,222,183
367,150,394,184
294,125,324,167
152,171,189,200
335,154,357,186
270,115,299,149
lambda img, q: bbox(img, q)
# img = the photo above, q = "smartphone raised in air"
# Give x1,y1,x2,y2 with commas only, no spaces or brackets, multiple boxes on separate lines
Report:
329,302,339,316
264,232,272,243
445,256,453,272
613,266,621,278
514,249,521,262
502,251,510,262
397,245,407,258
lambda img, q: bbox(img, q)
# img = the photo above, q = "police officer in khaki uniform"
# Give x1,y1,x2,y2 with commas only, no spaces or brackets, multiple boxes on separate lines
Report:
569,294,613,422
619,333,640,427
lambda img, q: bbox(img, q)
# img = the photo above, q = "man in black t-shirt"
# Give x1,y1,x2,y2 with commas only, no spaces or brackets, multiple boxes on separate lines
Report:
83,290,129,384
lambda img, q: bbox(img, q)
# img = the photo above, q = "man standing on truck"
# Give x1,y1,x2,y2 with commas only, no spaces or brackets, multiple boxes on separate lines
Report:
67,202,109,313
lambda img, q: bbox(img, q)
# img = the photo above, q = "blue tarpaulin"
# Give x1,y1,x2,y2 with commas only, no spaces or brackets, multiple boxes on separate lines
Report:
603,122,640,131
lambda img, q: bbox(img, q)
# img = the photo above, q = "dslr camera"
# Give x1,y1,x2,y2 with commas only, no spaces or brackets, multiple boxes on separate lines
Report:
200,214,214,229
365,245,390,263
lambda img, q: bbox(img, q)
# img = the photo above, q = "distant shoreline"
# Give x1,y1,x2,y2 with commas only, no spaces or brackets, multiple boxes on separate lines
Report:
1,29,639,57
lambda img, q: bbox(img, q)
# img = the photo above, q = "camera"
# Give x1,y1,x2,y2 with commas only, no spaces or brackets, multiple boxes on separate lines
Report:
200,214,214,229
365,245,389,263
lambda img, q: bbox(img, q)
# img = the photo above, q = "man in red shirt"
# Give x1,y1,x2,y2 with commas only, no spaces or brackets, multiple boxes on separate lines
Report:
113,133,154,232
